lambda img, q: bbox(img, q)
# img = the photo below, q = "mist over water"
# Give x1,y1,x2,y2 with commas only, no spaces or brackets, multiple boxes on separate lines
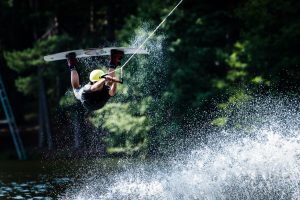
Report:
61,96,300,200
60,26,300,200
61,27,300,200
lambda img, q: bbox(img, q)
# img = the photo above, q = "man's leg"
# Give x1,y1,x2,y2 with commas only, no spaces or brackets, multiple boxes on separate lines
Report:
66,52,80,89
108,49,124,76
71,70,80,89
107,49,124,96
109,49,124,68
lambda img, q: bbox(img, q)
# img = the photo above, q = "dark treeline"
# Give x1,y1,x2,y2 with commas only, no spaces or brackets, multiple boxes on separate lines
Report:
1,0,300,159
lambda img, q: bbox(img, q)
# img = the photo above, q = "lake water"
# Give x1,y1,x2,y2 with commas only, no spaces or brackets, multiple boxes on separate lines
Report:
0,159,122,199
1,128,300,200
2,97,300,199
0,160,76,199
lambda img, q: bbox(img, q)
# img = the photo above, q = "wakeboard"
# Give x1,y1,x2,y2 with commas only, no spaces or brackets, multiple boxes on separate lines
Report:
44,47,149,62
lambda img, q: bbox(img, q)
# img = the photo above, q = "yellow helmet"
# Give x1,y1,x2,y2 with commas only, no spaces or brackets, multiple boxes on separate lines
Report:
89,69,105,82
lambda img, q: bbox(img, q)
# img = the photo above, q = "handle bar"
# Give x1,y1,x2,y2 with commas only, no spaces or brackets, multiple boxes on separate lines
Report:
101,74,123,84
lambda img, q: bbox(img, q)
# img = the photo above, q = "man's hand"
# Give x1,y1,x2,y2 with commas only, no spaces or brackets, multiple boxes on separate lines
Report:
104,75,120,83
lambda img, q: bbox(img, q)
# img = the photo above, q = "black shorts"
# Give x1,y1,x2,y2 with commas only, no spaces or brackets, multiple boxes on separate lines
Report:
73,84,111,111
73,84,91,102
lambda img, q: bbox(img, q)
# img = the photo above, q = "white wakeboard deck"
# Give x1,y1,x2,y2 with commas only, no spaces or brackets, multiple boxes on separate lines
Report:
44,47,149,62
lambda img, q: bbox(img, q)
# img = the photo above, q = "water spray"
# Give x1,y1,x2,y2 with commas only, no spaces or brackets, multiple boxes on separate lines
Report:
62,96,300,200
108,0,183,77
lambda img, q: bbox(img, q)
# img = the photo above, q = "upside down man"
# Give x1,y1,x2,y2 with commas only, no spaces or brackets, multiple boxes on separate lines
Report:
66,49,124,111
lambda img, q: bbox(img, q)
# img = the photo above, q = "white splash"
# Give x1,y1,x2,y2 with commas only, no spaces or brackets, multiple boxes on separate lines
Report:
62,96,300,200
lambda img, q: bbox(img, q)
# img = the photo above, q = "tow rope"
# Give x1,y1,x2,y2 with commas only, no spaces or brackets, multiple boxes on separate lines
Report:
107,0,183,83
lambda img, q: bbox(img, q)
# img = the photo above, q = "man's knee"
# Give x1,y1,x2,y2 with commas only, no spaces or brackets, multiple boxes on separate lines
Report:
73,88,83,100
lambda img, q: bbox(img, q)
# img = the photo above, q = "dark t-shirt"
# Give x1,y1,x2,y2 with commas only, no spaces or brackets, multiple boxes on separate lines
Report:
81,84,111,111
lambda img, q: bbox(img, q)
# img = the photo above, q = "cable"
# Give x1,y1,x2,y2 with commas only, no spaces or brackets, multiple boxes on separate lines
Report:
107,0,183,77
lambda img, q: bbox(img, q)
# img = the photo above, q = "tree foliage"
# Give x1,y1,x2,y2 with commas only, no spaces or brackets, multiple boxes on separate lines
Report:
1,0,300,157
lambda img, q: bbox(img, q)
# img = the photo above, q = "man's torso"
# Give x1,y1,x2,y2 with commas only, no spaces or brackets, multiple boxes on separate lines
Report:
75,84,111,111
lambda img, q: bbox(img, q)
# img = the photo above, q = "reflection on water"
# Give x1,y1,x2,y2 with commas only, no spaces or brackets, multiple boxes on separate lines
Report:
0,159,121,199
0,177,72,199
0,161,74,199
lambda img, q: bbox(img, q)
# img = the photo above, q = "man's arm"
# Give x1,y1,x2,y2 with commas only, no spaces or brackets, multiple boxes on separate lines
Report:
90,79,106,92
109,81,117,96
104,76,118,96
